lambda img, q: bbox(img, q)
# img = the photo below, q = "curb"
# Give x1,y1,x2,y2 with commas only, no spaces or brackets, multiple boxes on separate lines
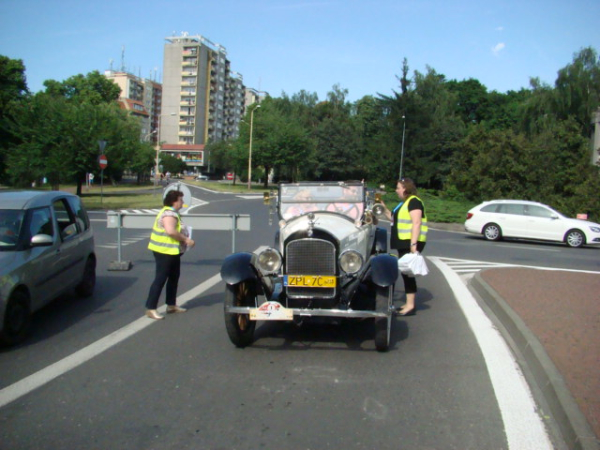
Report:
469,271,599,450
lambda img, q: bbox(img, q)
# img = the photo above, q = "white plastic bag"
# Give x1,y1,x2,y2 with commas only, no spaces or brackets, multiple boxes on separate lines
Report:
398,252,429,277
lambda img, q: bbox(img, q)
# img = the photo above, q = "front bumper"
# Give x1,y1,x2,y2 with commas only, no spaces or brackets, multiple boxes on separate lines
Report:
225,305,390,319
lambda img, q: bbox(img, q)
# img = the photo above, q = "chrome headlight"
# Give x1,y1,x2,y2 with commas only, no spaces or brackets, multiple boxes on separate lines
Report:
589,226,600,233
256,248,282,273
339,250,363,274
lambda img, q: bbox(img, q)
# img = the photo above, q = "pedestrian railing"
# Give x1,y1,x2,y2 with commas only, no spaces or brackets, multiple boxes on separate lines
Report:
106,211,251,270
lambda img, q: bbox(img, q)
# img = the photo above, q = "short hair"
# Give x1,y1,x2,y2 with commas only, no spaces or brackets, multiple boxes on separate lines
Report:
398,178,417,196
164,190,184,207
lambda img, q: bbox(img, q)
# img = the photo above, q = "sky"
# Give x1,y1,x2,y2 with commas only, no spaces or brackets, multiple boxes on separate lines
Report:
1,0,599,102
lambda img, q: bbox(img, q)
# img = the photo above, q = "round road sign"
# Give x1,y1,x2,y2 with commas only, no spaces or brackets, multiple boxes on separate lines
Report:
99,155,108,169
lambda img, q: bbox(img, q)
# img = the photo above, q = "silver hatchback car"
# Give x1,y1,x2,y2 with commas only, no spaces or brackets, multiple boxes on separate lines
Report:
0,191,96,345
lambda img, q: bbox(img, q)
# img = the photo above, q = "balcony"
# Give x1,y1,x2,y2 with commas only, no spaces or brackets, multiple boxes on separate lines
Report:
180,109,195,116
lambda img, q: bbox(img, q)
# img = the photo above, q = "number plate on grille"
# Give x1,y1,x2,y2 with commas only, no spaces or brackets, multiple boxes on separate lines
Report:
250,301,293,321
284,275,337,288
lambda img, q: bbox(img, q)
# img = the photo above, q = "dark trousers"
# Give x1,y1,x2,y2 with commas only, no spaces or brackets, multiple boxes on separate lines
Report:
146,251,181,309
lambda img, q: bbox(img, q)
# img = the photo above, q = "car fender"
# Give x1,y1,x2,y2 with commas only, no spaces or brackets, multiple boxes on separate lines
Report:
369,254,399,287
220,252,257,285
374,227,388,253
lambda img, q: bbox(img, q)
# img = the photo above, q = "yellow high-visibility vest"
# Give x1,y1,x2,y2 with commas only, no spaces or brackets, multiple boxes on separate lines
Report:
148,206,181,255
397,195,428,242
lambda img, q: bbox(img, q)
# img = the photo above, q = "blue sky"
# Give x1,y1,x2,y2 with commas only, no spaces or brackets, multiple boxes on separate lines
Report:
1,0,598,102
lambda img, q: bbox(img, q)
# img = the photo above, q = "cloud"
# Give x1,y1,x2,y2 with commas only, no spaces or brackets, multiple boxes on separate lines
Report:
492,42,506,56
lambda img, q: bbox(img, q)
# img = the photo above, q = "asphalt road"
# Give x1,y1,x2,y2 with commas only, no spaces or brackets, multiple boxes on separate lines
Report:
1,184,598,449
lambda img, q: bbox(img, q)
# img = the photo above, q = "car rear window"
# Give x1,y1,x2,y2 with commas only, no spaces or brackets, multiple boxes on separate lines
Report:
481,204,499,213
497,203,525,215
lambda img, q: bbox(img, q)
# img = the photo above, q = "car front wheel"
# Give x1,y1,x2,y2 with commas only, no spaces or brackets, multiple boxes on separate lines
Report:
224,281,257,347
374,285,392,352
0,290,31,346
483,223,502,241
565,229,585,248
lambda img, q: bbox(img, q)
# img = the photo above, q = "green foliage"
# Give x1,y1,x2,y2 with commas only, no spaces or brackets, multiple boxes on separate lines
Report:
379,187,474,223
2,48,599,221
159,153,188,175
0,55,29,177
43,70,121,105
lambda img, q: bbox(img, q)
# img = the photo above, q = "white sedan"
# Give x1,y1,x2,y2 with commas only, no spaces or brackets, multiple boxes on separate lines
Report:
464,199,600,248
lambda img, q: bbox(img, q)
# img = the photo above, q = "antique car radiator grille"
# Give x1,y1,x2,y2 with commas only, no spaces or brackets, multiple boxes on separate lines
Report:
285,238,336,298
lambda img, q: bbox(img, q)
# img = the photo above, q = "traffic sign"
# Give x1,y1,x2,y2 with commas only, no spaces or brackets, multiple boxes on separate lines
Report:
99,154,108,169
163,183,192,208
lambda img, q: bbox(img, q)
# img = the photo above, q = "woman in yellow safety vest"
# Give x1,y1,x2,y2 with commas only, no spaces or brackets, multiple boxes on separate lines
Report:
380,178,428,316
145,190,195,320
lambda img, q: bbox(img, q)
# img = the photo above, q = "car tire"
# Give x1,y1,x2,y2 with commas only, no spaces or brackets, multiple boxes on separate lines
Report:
224,281,257,348
565,229,585,248
483,223,502,241
0,290,31,346
75,256,96,298
374,285,392,352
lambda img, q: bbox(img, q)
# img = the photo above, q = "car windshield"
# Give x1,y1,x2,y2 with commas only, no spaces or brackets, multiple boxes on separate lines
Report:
0,210,25,250
279,183,364,220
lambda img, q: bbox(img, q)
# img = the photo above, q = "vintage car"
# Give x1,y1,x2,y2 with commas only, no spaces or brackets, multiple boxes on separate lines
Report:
220,181,398,351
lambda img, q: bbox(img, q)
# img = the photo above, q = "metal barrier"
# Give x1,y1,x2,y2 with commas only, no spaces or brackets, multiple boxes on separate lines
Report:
106,211,251,271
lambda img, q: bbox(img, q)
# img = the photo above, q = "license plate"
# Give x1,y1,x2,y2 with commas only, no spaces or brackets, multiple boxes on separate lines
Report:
250,301,293,321
284,275,337,288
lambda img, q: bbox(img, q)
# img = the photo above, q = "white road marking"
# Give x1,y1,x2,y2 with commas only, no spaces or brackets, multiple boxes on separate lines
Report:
0,245,268,408
438,256,600,274
428,256,553,449
0,273,221,408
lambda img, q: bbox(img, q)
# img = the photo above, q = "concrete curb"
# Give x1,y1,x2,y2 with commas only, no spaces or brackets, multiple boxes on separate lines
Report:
469,271,599,450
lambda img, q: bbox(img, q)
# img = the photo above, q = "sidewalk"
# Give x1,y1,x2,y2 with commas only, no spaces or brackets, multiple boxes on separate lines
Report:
470,268,600,449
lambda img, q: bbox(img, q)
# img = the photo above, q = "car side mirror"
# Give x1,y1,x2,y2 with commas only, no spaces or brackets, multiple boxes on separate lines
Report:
30,234,53,247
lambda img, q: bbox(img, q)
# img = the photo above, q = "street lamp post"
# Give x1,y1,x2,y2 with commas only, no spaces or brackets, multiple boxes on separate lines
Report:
399,115,406,180
247,104,260,190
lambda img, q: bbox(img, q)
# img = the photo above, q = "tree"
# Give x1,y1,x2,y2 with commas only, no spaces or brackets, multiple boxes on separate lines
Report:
159,153,188,176
0,55,29,179
43,70,121,105
4,92,144,193
0,55,28,109
553,47,600,134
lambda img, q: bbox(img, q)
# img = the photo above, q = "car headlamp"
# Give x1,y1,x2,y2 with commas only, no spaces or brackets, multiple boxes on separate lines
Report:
256,248,282,273
589,226,600,233
339,250,363,274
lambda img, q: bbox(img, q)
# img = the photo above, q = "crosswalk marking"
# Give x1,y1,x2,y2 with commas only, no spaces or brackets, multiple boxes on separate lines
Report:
97,233,148,249
436,257,517,274
434,256,600,275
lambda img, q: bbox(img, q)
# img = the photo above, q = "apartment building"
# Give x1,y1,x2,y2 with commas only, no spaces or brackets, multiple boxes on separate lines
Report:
104,70,162,144
244,87,267,109
161,33,246,171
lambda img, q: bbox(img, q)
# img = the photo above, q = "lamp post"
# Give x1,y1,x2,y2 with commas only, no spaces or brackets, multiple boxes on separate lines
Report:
399,115,406,180
247,104,260,190
154,113,176,195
